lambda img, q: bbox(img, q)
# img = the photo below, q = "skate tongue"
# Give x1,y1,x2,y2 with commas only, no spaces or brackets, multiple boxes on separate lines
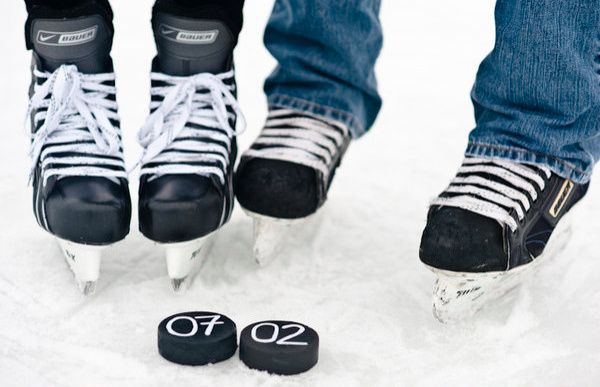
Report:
30,15,112,73
153,13,234,76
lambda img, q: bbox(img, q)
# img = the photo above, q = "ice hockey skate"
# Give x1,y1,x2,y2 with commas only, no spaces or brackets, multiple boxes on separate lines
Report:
420,157,588,322
235,108,350,265
137,5,244,292
25,2,131,295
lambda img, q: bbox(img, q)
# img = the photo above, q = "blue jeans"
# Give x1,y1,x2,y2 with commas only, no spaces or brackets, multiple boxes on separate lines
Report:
265,0,600,183
467,0,600,183
263,0,383,138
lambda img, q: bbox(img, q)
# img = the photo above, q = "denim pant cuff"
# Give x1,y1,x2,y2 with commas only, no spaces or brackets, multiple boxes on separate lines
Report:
267,94,364,138
465,142,592,184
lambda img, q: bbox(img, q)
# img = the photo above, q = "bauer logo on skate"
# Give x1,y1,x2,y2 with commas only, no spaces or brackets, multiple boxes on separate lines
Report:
165,314,225,337
159,24,219,44
549,179,574,218
36,26,98,46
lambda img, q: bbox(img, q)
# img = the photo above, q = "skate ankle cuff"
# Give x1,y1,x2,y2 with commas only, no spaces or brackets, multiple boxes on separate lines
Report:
152,0,244,47
24,0,113,51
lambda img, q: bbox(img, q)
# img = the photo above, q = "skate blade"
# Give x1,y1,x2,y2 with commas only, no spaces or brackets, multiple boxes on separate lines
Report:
56,238,104,296
245,210,307,266
429,266,528,323
162,234,215,294
428,218,574,323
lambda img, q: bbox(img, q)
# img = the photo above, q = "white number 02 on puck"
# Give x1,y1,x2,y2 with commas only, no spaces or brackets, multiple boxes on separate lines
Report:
250,322,308,346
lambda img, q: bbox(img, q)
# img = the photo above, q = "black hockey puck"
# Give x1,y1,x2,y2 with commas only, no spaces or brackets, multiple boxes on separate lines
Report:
239,320,319,375
157,311,237,366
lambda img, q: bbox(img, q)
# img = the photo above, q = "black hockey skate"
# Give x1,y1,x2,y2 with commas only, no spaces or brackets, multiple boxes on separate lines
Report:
419,157,588,322
137,3,245,292
25,1,131,295
235,108,350,265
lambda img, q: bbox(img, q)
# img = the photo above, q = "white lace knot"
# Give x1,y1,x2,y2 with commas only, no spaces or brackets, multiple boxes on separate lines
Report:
26,64,125,185
136,70,245,185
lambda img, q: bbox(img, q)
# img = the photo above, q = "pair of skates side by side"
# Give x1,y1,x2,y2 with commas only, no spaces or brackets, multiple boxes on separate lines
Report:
25,5,350,295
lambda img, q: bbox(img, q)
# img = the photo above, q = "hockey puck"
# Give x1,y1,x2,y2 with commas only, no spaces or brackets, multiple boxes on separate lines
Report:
239,320,319,375
157,311,237,366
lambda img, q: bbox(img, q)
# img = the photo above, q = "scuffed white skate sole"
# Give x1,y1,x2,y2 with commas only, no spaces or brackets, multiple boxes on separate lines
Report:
56,238,105,296
244,210,311,266
427,205,577,323
162,234,215,294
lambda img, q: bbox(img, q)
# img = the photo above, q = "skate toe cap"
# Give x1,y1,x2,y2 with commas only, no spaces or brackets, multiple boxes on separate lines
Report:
44,177,132,244
138,175,225,243
234,159,319,219
419,206,508,272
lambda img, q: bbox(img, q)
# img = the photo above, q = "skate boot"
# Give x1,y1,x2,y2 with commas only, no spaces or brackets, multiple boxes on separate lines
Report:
235,108,351,265
25,1,131,295
419,157,588,322
137,4,245,293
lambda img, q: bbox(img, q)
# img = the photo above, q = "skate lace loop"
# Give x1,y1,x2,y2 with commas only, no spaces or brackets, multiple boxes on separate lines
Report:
136,70,245,185
242,109,349,177
431,157,552,232
26,65,125,185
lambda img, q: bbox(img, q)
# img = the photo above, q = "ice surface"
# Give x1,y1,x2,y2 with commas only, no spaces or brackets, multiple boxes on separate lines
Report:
1,1,599,386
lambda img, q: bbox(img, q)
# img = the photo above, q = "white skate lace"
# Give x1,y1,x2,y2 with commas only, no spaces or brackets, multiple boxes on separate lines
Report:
242,108,350,177
136,70,245,185
27,65,126,185
431,157,552,232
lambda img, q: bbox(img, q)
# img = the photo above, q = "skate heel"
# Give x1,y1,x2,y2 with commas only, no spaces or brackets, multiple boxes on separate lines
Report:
56,238,104,296
246,211,304,266
163,235,215,294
